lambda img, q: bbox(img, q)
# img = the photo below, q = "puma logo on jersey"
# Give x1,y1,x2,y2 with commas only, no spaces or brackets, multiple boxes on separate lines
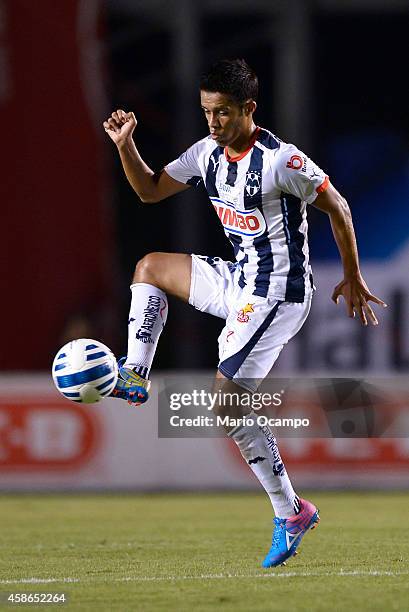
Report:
210,154,221,173
309,168,321,179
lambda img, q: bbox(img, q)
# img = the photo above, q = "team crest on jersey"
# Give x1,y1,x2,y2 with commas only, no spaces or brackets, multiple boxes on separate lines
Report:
245,170,261,197
237,303,254,323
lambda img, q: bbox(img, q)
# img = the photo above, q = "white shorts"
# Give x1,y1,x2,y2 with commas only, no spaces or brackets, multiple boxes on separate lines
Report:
189,254,311,392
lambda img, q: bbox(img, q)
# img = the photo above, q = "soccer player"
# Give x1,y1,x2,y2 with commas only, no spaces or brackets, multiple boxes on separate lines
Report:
103,59,386,567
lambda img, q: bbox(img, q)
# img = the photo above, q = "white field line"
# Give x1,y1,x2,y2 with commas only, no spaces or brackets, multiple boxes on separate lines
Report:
0,578,79,585
0,570,408,585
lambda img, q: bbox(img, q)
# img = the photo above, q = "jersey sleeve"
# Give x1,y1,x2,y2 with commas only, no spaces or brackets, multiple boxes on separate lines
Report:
273,143,329,204
165,142,203,187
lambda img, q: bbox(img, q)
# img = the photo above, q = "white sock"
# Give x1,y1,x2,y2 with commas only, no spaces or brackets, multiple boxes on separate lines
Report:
229,414,300,518
124,283,168,378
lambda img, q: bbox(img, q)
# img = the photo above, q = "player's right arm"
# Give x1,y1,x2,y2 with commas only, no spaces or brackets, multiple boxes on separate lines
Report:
103,109,189,203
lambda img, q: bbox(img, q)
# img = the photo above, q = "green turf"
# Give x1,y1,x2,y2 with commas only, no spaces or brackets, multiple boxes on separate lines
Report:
0,492,408,611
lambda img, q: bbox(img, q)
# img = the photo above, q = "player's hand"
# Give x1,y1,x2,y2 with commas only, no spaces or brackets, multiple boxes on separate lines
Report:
331,275,387,326
103,109,136,146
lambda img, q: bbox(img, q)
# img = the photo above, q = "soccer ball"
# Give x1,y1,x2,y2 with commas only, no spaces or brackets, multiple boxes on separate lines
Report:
52,339,118,403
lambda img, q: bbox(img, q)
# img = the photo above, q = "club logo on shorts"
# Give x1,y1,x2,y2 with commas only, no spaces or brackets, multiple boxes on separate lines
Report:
245,170,261,197
237,303,254,323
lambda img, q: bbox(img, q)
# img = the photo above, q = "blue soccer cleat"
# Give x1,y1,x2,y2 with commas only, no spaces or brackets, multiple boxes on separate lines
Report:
262,498,320,568
110,358,151,406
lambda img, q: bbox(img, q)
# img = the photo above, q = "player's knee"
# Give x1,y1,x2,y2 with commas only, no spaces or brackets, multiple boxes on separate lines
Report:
133,252,164,286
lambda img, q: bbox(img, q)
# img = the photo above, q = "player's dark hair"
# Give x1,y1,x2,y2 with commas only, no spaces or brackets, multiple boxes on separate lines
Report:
200,59,258,106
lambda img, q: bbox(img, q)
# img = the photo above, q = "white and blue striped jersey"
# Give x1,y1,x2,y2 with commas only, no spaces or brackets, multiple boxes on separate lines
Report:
165,127,329,303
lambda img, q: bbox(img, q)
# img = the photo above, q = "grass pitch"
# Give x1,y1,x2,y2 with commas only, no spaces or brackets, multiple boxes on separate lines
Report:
0,492,408,611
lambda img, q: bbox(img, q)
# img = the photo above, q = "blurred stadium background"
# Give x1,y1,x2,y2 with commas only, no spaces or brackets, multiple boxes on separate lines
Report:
1,0,409,493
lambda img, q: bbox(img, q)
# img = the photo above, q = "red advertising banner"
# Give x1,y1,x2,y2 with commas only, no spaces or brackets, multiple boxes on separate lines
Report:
0,399,101,469
0,376,407,490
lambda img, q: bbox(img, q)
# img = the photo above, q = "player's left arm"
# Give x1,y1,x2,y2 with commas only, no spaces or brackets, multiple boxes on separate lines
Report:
312,182,387,325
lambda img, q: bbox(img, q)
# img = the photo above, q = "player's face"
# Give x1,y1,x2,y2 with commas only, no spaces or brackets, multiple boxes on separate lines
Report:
200,91,248,147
